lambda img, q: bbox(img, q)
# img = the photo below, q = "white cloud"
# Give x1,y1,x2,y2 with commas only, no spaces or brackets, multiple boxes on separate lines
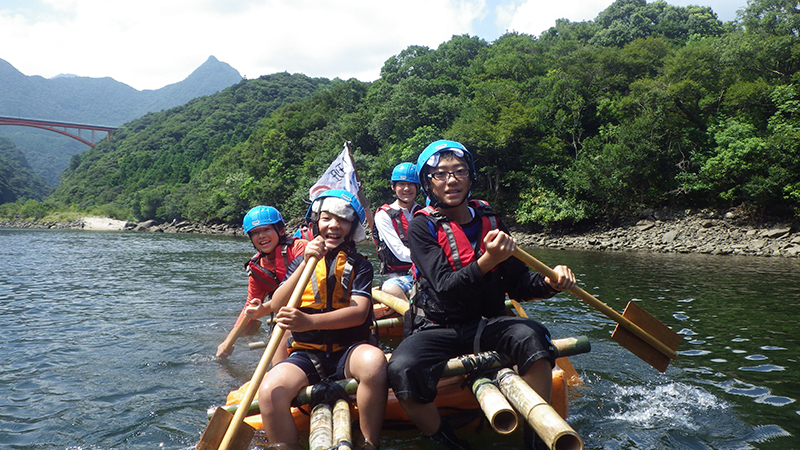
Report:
502,0,745,38
507,0,612,36
0,0,749,90
1,0,484,89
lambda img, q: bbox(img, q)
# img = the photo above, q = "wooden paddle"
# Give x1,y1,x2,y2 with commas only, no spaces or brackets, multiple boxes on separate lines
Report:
371,288,410,314
217,315,261,358
512,248,680,372
197,256,320,450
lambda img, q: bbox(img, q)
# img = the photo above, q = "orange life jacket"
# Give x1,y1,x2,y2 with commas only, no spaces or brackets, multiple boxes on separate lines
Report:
290,249,372,353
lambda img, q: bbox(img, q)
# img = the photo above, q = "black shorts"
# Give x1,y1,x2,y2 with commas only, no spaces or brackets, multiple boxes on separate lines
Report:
387,315,554,404
275,343,364,385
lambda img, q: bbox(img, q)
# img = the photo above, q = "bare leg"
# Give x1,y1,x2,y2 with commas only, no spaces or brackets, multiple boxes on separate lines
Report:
257,362,309,446
346,345,388,445
381,282,409,302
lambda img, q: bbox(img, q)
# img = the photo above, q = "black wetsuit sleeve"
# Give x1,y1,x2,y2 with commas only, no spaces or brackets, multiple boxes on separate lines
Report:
408,215,486,296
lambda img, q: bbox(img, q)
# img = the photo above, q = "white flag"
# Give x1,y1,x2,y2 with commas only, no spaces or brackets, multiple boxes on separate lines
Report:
309,143,360,200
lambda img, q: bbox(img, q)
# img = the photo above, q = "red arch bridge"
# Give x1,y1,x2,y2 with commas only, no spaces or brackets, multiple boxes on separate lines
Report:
0,116,118,148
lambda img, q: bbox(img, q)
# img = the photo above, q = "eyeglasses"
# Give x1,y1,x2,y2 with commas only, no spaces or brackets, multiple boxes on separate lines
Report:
428,168,471,181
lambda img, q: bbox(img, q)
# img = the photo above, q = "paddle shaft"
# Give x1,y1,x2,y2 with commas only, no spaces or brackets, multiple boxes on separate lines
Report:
218,315,251,357
512,248,677,360
217,256,319,450
370,288,409,315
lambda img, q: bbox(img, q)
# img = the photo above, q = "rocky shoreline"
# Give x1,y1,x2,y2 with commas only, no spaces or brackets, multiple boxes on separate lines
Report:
514,208,800,258
3,208,799,258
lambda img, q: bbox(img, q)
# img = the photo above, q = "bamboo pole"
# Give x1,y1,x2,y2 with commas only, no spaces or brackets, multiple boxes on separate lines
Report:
332,398,353,450
309,403,333,450
471,377,519,434
371,288,409,314
211,339,591,418
204,256,319,450
371,316,404,330
553,336,591,358
496,368,583,450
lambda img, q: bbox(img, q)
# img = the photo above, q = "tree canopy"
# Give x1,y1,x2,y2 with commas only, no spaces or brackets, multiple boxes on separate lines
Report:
13,0,799,228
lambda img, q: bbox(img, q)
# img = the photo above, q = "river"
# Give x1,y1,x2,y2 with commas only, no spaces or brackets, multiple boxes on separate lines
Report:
0,228,797,449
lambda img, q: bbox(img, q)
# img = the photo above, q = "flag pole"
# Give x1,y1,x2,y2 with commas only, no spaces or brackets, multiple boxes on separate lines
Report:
344,141,375,232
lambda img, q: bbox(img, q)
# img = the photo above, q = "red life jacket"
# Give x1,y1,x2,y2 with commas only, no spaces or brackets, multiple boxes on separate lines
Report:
415,199,498,271
244,238,298,294
293,224,315,240
372,203,421,274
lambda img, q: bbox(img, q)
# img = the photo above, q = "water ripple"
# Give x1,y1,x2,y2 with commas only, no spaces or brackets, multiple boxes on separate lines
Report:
738,364,785,372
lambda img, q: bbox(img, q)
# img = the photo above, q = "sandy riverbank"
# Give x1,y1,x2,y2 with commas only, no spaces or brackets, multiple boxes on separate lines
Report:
80,216,130,231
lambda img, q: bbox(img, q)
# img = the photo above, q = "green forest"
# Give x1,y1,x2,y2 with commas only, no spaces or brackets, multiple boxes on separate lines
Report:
0,136,51,204
4,0,800,230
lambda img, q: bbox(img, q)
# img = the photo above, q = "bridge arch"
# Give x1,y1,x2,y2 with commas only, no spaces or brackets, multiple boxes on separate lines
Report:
0,116,118,148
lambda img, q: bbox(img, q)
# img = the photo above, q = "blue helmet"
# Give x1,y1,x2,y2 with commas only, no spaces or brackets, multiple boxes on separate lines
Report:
243,205,284,234
391,162,420,184
416,140,476,205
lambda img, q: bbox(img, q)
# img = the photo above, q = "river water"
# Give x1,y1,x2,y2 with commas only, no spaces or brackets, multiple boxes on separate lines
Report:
1,228,797,449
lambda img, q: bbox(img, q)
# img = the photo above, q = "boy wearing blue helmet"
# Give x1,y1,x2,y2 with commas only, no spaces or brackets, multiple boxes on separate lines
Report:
217,206,307,359
373,162,423,301
387,141,576,450
253,190,386,450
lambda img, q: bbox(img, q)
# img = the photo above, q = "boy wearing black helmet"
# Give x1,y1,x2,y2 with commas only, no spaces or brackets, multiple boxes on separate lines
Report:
387,140,576,450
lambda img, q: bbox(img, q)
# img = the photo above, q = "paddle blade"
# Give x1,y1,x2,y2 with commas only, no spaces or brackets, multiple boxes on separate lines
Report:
196,407,255,450
611,301,681,373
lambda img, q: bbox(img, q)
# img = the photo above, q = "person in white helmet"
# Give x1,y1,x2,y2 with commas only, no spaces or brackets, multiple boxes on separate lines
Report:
250,190,386,450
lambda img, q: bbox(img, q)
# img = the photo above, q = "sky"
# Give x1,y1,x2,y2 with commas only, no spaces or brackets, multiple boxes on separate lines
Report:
0,0,750,91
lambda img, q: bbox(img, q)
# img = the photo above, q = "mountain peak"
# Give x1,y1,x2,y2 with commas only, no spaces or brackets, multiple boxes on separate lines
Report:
187,55,241,80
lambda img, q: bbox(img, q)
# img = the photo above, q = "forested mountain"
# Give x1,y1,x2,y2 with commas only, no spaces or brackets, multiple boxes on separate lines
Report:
0,137,50,203
25,0,800,228
0,56,242,185
51,72,333,221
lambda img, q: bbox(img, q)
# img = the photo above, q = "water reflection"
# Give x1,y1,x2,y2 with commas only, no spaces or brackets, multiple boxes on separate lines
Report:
0,230,797,449
528,247,800,448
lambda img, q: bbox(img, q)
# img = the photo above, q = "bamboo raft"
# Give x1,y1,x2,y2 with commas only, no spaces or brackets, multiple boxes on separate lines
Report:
200,247,682,450
206,289,590,450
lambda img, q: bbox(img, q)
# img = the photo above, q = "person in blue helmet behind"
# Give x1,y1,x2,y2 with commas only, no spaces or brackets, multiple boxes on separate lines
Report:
386,140,577,450
254,190,387,450
217,206,307,359
372,162,423,301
